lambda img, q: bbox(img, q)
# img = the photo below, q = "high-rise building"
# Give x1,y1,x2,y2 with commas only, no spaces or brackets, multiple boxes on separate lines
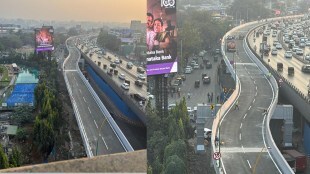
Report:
130,20,141,31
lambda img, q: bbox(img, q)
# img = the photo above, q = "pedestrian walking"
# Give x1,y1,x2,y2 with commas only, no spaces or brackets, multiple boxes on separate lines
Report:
211,92,214,103
216,95,219,103
187,92,191,99
234,100,239,110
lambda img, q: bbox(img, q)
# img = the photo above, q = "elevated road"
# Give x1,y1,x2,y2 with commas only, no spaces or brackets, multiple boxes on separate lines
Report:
78,38,147,98
249,27,310,98
64,38,127,156
219,23,280,173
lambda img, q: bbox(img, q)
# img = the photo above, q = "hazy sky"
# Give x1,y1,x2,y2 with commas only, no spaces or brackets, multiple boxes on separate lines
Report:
0,0,146,23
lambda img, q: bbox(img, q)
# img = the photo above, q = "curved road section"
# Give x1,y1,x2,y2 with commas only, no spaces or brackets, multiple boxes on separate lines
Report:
220,24,280,173
63,37,129,157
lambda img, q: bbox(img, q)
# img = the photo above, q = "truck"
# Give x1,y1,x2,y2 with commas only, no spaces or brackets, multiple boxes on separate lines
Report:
226,40,236,52
260,42,270,56
283,149,307,172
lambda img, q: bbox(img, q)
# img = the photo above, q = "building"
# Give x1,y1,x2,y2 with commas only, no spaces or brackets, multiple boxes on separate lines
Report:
0,24,21,34
130,20,142,31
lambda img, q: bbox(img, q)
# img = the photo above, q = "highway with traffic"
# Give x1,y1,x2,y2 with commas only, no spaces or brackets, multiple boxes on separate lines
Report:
77,38,148,100
249,21,310,98
63,37,128,156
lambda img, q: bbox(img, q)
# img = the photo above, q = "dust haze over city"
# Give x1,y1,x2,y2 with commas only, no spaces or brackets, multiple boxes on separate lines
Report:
0,0,146,27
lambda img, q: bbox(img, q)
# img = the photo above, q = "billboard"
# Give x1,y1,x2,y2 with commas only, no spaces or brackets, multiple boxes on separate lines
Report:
35,26,54,52
146,0,177,76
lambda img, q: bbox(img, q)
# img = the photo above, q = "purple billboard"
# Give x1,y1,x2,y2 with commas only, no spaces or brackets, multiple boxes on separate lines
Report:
35,26,54,52
146,0,177,76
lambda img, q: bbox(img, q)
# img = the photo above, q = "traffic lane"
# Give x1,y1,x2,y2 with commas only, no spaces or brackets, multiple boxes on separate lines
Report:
221,152,280,174
67,72,124,154
68,71,126,154
241,74,273,148
220,66,257,148
249,31,310,96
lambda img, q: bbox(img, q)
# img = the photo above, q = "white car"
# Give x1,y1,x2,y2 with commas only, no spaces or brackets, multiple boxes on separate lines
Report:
185,68,192,74
275,44,282,49
285,51,293,58
304,54,310,61
168,104,176,110
306,41,310,46
121,83,130,90
194,64,199,69
296,49,304,55
118,73,126,80
271,49,278,55
292,46,299,52
194,128,212,139
137,74,146,81
147,92,154,100
114,59,120,64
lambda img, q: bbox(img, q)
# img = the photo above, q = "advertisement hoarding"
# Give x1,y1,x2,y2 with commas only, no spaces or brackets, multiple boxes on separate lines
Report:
35,26,54,52
146,0,177,76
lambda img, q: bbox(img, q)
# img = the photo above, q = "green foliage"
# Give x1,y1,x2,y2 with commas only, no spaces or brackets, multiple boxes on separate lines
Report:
163,140,187,164
9,147,22,167
33,117,55,158
228,0,271,21
0,144,9,169
16,128,27,141
163,155,186,174
97,29,121,52
148,99,190,173
12,106,33,125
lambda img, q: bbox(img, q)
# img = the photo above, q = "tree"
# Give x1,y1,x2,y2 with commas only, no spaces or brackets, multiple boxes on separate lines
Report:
163,155,186,174
0,144,9,169
33,117,55,159
163,139,187,163
12,106,33,125
9,147,22,167
16,128,27,141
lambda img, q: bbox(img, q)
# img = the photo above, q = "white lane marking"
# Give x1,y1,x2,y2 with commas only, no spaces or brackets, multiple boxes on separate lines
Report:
255,92,257,96
253,99,255,103
240,123,243,129
247,160,252,169
243,113,247,119
242,146,245,153
83,97,86,102
251,76,253,79
248,106,252,110
79,89,82,93
88,107,92,114
253,80,256,84
102,137,109,150
239,133,242,140
94,120,98,128
255,86,257,90
64,70,77,72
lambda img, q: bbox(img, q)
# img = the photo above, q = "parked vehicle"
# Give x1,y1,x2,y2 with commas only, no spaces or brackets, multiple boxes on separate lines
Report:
194,80,200,88
283,149,307,173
